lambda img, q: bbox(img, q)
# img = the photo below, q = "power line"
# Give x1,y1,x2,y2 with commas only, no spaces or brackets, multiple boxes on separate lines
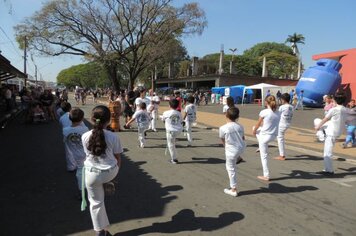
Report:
0,26,23,58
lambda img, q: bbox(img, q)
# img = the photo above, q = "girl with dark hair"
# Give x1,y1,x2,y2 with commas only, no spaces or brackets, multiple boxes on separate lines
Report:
81,105,123,236
223,96,237,114
253,95,280,181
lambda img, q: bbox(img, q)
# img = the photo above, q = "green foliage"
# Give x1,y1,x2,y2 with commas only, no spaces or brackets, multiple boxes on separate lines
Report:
57,62,110,88
243,42,294,59
261,51,299,78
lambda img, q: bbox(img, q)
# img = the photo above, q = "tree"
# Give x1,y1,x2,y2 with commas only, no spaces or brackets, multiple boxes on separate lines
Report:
15,0,206,91
57,62,110,89
285,33,305,55
261,51,298,79
243,42,294,59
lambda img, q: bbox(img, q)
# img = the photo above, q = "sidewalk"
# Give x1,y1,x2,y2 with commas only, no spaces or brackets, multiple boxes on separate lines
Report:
158,105,356,160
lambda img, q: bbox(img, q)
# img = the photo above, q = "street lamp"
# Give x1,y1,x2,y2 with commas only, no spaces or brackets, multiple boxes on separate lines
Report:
229,48,237,74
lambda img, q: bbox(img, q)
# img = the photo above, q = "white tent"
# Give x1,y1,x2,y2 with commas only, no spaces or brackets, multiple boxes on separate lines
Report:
242,83,281,106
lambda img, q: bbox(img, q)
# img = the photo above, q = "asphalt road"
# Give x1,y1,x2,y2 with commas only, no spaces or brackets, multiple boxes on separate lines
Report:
1,97,355,236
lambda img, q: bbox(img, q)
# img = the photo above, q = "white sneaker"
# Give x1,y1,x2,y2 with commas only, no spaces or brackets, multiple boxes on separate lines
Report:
140,143,145,148
224,188,238,197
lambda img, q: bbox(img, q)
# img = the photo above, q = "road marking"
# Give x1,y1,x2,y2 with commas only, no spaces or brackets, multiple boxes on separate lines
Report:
325,177,356,187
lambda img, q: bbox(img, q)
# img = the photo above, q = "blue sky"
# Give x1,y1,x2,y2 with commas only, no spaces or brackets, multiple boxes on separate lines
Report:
1,0,356,82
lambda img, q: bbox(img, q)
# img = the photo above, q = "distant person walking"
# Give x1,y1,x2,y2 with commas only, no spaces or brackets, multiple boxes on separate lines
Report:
183,96,197,147
294,90,304,110
81,105,123,236
289,89,294,104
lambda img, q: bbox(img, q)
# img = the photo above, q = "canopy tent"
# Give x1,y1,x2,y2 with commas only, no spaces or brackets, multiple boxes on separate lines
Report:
242,83,281,106
211,86,227,95
225,85,254,104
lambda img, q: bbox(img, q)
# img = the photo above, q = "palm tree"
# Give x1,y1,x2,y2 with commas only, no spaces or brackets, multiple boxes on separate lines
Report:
285,33,305,56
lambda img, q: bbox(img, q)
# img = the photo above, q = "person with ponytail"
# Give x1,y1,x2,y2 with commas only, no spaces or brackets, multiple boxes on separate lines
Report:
252,95,281,181
81,105,123,236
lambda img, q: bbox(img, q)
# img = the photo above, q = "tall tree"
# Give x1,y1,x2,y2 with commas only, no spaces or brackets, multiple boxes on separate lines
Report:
14,0,206,91
285,33,305,55
57,62,110,88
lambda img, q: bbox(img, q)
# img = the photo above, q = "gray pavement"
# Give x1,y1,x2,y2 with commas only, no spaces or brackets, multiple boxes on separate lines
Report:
1,98,356,235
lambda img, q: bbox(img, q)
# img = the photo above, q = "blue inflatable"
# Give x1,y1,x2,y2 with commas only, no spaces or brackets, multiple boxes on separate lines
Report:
211,87,227,95
296,59,342,107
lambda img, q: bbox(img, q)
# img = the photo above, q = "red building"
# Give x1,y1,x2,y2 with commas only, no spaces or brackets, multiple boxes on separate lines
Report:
313,48,356,100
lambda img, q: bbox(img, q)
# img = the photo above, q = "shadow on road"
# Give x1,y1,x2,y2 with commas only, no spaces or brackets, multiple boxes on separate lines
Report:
115,209,244,235
239,183,318,196
0,119,182,235
178,157,225,164
272,170,356,181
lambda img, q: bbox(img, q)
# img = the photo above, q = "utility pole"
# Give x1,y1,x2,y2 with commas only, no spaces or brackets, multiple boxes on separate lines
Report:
24,36,27,86
229,48,237,74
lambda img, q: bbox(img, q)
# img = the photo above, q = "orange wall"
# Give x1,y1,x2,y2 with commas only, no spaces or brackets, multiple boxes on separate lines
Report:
313,48,356,100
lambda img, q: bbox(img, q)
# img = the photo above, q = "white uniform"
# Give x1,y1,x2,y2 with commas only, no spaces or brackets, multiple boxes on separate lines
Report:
162,109,183,161
223,104,238,113
219,122,246,189
59,112,87,128
134,97,151,111
132,110,151,147
63,125,89,189
82,129,123,231
322,105,348,172
184,103,197,145
256,108,280,178
277,104,294,157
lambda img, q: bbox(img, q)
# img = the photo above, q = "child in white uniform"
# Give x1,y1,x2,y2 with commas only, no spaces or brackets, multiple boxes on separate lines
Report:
315,93,348,175
62,108,88,196
147,100,158,132
253,95,280,181
223,96,237,114
274,93,293,160
162,99,183,164
219,107,245,197
125,103,151,148
183,96,197,147
81,105,123,236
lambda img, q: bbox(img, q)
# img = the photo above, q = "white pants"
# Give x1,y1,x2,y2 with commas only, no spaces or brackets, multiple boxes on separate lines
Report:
257,132,276,178
226,153,242,189
314,118,329,142
323,135,336,172
150,110,158,130
166,131,181,161
138,126,148,146
277,126,289,157
85,165,119,231
294,100,303,110
186,121,193,144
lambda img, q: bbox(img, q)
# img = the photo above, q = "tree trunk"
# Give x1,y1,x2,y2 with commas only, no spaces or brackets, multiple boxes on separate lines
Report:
104,63,120,92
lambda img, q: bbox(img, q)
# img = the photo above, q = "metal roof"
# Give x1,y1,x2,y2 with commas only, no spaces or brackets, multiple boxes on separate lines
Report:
0,54,27,81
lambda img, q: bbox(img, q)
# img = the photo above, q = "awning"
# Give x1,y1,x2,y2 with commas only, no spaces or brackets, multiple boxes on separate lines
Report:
0,54,27,81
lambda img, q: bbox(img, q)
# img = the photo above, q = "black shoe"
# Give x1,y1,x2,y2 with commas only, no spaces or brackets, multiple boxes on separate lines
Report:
315,171,334,176
236,157,244,164
144,131,147,137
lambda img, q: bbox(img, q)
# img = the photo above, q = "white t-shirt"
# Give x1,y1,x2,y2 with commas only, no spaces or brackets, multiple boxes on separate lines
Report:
223,104,238,113
135,97,151,111
325,105,348,137
162,109,183,132
132,110,151,129
152,95,160,109
278,104,293,128
184,103,197,123
63,125,89,167
259,108,281,136
219,122,246,157
82,129,123,170
59,112,87,128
